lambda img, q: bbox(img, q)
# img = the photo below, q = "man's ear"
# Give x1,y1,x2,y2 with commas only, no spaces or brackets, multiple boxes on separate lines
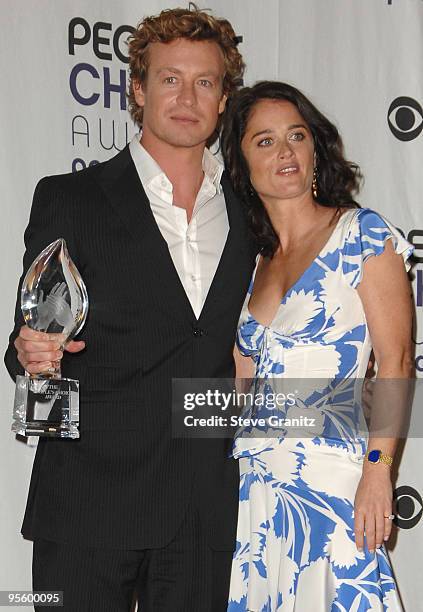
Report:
133,80,145,107
218,94,228,115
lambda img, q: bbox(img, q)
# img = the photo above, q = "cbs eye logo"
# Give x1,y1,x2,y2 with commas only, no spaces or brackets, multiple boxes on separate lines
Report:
393,486,423,529
388,97,423,141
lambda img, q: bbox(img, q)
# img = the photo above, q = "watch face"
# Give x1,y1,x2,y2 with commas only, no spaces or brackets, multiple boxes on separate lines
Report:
368,449,381,463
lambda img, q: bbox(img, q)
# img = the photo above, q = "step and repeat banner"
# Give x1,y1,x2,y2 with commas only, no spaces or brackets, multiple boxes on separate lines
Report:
1,0,421,609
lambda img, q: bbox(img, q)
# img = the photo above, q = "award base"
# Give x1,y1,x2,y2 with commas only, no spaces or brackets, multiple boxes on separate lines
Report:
12,375,80,439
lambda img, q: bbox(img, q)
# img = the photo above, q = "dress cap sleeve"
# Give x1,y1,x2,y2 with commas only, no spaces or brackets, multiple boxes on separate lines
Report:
342,208,414,288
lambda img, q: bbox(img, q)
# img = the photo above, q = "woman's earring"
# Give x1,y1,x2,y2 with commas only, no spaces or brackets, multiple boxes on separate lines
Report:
312,168,318,199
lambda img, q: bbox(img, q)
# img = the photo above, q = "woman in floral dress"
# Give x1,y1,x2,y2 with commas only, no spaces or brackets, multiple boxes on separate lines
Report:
222,81,413,611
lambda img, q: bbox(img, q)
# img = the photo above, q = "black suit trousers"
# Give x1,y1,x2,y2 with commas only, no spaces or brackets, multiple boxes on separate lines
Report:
32,503,233,612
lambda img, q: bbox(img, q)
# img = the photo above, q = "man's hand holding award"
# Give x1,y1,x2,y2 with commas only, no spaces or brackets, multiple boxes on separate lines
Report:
12,238,88,439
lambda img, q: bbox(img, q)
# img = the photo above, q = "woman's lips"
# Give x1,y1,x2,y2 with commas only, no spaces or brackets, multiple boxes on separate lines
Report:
276,164,299,175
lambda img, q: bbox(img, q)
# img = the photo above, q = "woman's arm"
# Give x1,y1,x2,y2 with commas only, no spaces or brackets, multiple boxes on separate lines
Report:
234,346,255,380
354,238,414,553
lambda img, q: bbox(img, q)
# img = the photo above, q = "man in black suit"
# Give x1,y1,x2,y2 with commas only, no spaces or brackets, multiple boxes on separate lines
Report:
5,6,256,611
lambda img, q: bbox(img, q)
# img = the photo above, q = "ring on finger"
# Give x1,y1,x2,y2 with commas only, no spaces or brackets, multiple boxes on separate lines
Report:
384,514,395,520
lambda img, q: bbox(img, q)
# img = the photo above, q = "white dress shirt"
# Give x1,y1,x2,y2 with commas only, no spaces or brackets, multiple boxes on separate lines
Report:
129,135,229,319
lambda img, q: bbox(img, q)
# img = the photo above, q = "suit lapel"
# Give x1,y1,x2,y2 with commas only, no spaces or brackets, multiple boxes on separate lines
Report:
96,147,160,246
197,172,251,323
95,147,198,323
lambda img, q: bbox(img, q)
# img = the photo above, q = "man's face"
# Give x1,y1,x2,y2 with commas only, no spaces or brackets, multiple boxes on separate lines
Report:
133,38,227,150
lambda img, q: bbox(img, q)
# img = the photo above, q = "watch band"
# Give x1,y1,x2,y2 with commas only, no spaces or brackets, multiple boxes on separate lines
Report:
378,452,393,467
366,449,393,467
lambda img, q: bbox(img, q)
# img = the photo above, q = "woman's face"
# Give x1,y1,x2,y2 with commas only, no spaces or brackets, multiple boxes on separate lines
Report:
241,98,315,204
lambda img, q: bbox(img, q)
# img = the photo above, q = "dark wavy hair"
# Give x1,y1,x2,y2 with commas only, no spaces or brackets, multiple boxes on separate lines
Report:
221,81,362,257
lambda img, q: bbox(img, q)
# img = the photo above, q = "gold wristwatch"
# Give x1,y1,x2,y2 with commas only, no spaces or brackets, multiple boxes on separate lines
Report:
365,449,393,467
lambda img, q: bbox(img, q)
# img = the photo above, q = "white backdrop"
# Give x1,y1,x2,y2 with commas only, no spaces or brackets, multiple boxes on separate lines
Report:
1,1,422,609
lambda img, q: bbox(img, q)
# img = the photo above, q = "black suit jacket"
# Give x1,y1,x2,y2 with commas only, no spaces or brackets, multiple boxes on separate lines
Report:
5,147,257,550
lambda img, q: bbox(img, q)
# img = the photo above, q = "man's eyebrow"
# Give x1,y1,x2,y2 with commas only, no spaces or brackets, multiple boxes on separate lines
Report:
156,66,182,75
156,67,220,78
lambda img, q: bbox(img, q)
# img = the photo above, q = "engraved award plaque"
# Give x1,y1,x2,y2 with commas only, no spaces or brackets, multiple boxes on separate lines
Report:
12,239,88,438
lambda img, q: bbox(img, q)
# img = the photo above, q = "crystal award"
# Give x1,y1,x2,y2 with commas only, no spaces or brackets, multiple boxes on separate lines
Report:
12,239,88,438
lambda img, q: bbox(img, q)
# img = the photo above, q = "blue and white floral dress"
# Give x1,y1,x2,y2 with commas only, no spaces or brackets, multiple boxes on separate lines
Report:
228,208,413,612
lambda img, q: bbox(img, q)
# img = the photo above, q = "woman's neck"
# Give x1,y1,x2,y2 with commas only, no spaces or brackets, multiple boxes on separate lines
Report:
261,194,326,251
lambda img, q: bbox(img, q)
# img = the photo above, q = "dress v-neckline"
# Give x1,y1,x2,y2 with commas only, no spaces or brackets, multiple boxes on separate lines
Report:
247,209,355,329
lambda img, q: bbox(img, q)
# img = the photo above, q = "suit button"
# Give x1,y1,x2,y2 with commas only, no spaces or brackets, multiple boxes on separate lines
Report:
193,327,204,337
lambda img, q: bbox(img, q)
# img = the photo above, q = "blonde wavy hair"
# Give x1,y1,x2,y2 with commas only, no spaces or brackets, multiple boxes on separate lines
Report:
127,4,244,127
